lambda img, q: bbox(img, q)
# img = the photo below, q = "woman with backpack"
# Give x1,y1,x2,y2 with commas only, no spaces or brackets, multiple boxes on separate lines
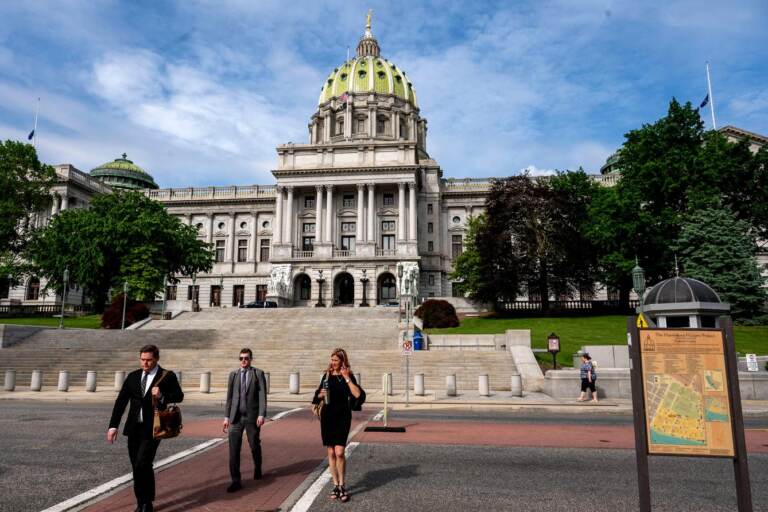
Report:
577,353,598,402
312,348,365,503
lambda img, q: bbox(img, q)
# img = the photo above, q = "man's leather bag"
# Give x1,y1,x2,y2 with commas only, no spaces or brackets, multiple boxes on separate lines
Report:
152,370,182,439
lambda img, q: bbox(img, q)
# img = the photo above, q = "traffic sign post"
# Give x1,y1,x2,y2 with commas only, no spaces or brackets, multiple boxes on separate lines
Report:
402,333,412,407
746,354,758,372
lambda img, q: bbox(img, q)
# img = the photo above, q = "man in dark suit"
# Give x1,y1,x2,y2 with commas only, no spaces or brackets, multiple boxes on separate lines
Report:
223,347,267,493
107,344,183,512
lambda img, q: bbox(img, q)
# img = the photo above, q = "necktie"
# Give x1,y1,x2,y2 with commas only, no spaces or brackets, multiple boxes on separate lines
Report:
239,370,247,415
141,372,148,396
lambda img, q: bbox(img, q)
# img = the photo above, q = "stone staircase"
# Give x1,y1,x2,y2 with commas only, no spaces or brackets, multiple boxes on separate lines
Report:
0,308,518,392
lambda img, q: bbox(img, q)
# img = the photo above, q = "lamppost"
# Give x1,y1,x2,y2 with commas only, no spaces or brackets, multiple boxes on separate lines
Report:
58,268,69,329
359,269,369,307
121,281,129,330
315,269,326,307
397,264,404,323
632,258,646,316
161,275,168,320
219,274,224,308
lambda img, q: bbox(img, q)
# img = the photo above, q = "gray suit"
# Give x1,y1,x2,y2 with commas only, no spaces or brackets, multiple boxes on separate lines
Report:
225,366,267,482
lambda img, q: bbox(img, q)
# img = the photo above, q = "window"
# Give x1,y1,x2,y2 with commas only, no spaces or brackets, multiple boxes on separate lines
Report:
240,221,247,229
341,222,356,233
302,236,314,251
356,116,367,134
451,283,463,298
259,239,270,262
237,239,248,262
341,235,355,252
0,277,9,299
383,193,394,206
187,285,199,301
256,284,268,301
428,274,435,286
195,222,203,230
666,316,690,328
381,235,395,250
262,221,270,229
381,220,395,232
215,240,225,262
298,275,311,300
303,223,315,233
428,241,434,252
451,235,463,258
233,285,245,306
399,117,408,139
165,285,177,300
26,277,40,300
429,292,435,297
377,114,390,135
304,196,315,208
452,216,461,224
427,222,433,233
336,117,344,136
607,287,619,301
218,221,225,230
342,194,355,208
427,203,433,215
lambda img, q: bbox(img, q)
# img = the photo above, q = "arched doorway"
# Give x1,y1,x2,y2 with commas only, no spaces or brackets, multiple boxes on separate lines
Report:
377,272,396,305
334,272,354,306
293,274,312,303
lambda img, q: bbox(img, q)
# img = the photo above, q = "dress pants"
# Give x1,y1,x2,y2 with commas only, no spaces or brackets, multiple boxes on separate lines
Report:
228,413,262,483
127,425,161,505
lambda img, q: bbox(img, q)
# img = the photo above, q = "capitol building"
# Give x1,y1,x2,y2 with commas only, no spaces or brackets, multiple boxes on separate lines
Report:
3,19,766,310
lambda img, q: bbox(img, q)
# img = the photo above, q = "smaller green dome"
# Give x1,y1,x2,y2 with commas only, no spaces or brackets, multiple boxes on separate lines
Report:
90,153,158,190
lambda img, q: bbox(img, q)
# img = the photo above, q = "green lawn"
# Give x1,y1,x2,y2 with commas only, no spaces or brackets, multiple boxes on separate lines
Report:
427,316,768,367
0,315,102,329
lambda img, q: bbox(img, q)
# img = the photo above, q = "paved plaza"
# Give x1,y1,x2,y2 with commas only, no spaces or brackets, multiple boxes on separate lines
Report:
1,398,767,512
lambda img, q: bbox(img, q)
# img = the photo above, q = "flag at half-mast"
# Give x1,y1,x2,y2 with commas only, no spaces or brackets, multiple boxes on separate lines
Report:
699,94,709,109
27,129,35,140
339,91,349,109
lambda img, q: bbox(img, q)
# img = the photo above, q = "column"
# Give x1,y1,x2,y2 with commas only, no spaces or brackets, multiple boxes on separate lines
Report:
249,213,258,261
228,213,236,261
51,194,60,216
325,185,334,243
408,182,417,241
285,187,294,247
207,214,213,244
397,182,406,240
60,194,69,211
394,111,401,139
274,187,283,244
367,184,375,242
356,184,364,242
315,185,324,243
186,214,193,225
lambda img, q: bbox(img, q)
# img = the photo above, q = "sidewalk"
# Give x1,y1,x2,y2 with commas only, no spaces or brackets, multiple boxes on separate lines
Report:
3,388,768,415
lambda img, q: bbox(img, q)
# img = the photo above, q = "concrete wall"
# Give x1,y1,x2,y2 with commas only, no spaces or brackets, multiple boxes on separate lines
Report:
543,368,768,400
427,334,501,351
572,345,630,369
0,325,52,348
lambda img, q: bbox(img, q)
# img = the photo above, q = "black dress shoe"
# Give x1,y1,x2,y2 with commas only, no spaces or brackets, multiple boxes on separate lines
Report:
227,481,243,493
140,504,154,512
254,469,263,480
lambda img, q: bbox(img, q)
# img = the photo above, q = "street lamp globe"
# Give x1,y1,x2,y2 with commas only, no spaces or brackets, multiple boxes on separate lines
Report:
632,259,646,305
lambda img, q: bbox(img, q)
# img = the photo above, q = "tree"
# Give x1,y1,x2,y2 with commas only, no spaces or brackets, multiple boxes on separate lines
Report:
0,141,56,281
676,208,766,319
26,190,213,312
449,213,485,300
468,171,598,310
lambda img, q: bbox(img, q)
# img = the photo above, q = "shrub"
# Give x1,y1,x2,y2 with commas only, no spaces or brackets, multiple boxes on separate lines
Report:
101,293,150,329
415,299,459,328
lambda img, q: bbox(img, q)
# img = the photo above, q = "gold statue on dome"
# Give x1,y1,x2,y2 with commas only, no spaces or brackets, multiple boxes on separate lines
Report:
366,9,373,31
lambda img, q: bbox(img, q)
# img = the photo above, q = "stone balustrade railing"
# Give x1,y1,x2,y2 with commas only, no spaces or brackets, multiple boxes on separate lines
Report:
146,185,277,202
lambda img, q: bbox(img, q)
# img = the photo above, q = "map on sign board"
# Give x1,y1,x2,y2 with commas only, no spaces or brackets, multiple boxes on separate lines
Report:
639,329,734,457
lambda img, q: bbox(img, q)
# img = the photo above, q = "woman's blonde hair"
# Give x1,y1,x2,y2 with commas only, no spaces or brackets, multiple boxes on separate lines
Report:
326,347,351,375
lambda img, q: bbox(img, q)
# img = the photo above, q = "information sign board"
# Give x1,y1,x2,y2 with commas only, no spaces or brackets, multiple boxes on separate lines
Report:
746,354,758,372
639,329,734,457
402,338,413,356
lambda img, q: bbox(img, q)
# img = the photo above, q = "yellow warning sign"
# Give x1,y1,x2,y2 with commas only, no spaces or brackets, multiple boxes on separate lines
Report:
637,313,649,328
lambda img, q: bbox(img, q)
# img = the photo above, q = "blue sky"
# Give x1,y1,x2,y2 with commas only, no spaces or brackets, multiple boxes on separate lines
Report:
1,0,766,187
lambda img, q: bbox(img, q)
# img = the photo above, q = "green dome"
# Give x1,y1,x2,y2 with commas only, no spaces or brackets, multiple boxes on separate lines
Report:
90,153,158,190
318,56,418,107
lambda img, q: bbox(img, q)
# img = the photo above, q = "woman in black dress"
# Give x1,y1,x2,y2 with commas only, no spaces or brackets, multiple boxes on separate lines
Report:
313,348,361,503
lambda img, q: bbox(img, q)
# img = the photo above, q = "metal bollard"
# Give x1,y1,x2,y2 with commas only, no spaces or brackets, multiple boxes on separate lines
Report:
200,371,211,393
58,370,69,392
510,374,523,397
264,372,270,394
414,373,425,396
289,372,300,394
175,370,182,389
4,369,16,391
382,372,392,396
446,374,457,397
30,370,43,391
85,371,97,392
479,375,490,397
114,371,126,391
355,372,361,386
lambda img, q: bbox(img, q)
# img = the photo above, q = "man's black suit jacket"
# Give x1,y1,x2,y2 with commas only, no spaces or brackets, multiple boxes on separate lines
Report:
109,366,184,439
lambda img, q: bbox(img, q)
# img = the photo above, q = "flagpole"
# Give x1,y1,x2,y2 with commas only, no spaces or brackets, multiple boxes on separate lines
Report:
32,97,40,148
705,62,717,129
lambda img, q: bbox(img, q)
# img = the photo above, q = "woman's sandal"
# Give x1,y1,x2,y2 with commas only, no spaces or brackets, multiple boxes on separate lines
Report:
339,486,350,502
328,484,340,499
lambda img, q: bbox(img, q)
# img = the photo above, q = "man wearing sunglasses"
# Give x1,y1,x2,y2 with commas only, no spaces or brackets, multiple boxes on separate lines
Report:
223,347,267,493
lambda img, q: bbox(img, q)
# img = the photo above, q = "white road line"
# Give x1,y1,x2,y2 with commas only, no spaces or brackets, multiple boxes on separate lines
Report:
40,438,224,512
271,407,304,421
289,442,360,512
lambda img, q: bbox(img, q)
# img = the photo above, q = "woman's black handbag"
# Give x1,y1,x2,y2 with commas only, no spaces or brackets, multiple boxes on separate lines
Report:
350,386,366,411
